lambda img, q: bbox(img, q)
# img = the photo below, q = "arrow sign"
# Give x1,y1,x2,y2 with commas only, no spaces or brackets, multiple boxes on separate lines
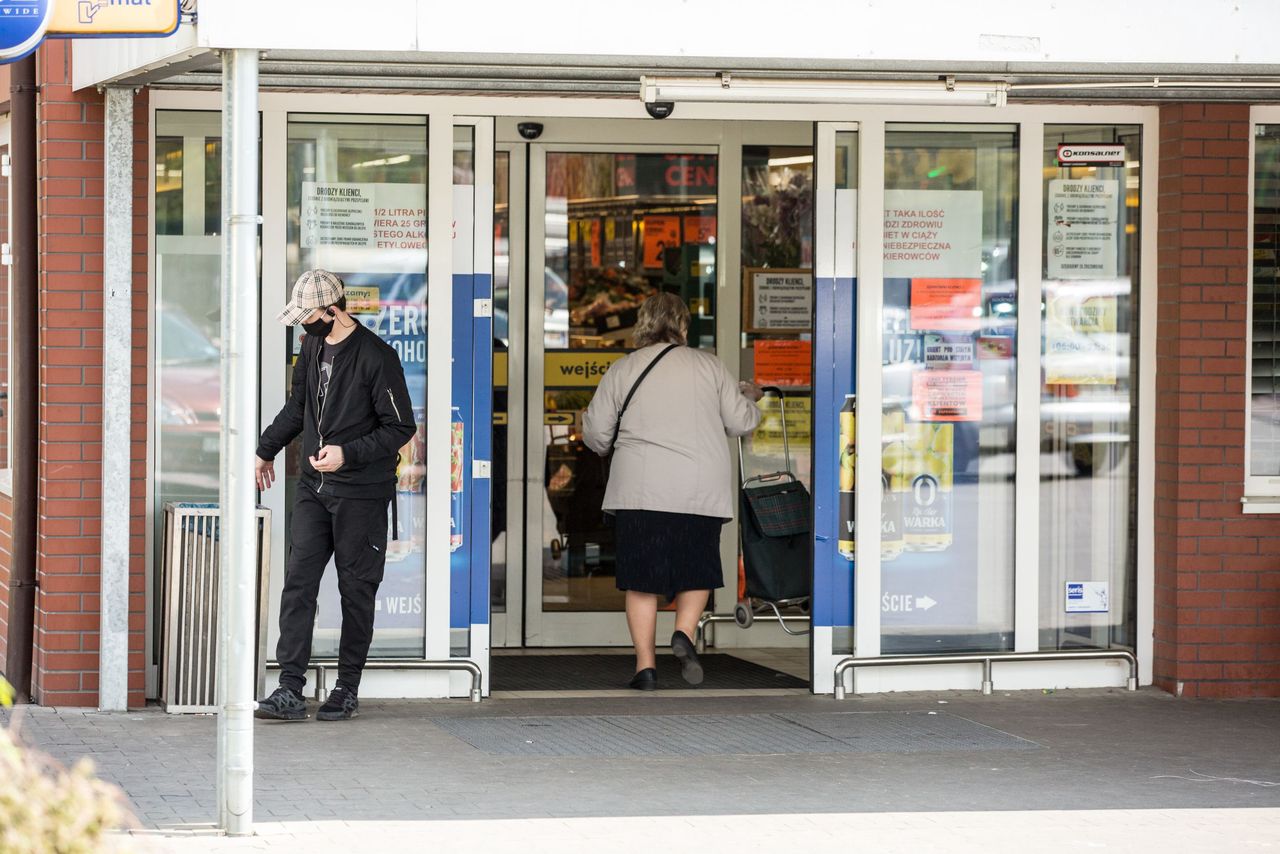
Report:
915,595,937,611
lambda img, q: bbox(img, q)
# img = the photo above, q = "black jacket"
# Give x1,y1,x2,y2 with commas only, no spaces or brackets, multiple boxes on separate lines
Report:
257,323,416,500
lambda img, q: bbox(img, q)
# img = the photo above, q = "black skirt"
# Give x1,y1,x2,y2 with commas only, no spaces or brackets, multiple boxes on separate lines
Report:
613,509,725,600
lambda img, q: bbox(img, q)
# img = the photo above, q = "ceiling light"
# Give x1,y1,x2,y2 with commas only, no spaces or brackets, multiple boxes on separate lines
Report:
640,75,1008,107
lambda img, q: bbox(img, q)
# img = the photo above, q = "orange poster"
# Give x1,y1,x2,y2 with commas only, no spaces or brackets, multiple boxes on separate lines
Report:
754,339,813,388
912,369,983,421
910,278,982,331
684,215,717,244
588,220,602,268
643,215,681,269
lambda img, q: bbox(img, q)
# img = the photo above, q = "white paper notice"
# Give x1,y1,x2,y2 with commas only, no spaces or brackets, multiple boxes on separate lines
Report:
1065,581,1109,614
1047,179,1119,279
301,181,427,274
883,190,983,279
751,271,813,330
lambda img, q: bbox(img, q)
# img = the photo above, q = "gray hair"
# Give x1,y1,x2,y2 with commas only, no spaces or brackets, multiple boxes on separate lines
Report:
633,292,689,347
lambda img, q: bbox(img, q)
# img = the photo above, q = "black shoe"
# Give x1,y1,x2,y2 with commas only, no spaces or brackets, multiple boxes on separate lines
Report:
255,686,307,721
628,668,657,691
317,682,359,721
671,631,704,686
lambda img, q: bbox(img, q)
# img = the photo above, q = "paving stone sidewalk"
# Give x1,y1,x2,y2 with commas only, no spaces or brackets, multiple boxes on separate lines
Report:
3,688,1279,852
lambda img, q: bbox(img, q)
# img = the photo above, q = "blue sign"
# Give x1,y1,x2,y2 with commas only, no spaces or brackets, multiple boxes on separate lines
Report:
0,0,52,63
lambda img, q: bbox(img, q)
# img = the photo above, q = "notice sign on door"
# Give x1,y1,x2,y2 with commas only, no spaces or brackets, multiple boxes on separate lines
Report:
1065,581,1109,613
883,190,983,279
910,278,982,332
912,370,983,421
745,268,813,332
302,182,427,252
1047,179,1120,279
754,339,813,387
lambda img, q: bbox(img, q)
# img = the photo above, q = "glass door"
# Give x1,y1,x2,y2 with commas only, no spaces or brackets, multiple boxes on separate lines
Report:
525,143,720,646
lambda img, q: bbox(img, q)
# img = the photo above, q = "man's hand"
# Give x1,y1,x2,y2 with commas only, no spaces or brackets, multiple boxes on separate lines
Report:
255,456,276,491
739,381,765,402
310,444,345,473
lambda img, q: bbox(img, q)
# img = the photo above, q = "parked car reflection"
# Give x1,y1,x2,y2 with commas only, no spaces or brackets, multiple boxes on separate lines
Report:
158,305,221,498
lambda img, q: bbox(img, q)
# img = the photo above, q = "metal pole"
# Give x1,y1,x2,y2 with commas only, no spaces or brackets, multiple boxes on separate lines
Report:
99,86,134,712
216,48,259,836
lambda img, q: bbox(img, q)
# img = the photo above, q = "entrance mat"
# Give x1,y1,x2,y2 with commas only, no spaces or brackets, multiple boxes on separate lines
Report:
490,653,807,691
431,711,1040,757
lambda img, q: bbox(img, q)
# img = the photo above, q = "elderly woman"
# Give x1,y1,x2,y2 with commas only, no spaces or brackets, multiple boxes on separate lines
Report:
584,293,763,690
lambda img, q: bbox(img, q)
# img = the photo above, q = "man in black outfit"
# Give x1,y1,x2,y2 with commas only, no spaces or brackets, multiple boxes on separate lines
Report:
253,269,415,721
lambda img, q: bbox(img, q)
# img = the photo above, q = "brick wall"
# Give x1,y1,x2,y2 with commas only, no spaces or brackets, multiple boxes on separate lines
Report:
1155,103,1280,698
31,41,148,707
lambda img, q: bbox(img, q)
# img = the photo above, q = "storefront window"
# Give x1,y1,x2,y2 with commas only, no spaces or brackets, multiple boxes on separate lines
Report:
1250,126,1280,488
152,113,244,656
1041,125,1141,650
881,125,1018,654
740,146,814,491
539,150,718,612
286,115,428,659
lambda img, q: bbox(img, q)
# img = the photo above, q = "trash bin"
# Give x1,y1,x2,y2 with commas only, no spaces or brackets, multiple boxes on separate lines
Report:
160,503,271,713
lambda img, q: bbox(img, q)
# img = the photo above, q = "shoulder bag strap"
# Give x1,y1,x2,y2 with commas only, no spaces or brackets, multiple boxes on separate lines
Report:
608,343,679,453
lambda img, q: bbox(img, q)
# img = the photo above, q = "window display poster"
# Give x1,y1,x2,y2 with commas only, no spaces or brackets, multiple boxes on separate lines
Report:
883,190,983,279
1065,581,1110,613
643,215,681,269
753,339,813,388
923,333,975,369
910,278,983,332
1045,293,1118,385
912,369,983,422
301,181,427,275
1047,179,1120,280
684,214,717,244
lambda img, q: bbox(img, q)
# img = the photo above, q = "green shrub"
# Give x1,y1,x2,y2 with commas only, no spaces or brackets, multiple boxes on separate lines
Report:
0,676,137,854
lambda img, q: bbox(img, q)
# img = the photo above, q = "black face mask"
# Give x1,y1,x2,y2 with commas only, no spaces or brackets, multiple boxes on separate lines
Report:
302,315,333,338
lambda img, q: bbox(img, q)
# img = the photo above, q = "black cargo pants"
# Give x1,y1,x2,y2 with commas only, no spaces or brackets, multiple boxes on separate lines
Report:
276,482,388,694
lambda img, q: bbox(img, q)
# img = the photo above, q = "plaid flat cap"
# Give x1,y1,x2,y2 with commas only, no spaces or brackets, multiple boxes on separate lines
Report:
277,269,345,325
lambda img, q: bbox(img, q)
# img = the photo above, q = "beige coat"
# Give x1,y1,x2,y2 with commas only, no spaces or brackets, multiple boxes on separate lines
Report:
583,344,762,519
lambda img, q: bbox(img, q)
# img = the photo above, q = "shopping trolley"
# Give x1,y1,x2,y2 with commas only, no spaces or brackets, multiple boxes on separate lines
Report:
733,386,812,633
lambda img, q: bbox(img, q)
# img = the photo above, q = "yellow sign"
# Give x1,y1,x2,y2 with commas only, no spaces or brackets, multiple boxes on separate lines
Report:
545,412,575,425
494,351,508,388
48,0,180,36
345,286,380,314
544,351,624,388
752,395,812,454
493,412,508,426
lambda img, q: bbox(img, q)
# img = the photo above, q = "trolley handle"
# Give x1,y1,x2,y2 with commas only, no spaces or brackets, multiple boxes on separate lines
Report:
738,386,793,481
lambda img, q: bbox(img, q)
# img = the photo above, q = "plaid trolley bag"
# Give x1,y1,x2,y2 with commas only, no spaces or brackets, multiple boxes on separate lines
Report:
735,387,812,631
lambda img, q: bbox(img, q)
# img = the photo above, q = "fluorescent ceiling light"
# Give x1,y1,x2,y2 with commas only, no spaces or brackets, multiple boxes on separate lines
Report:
767,155,815,167
641,75,1008,107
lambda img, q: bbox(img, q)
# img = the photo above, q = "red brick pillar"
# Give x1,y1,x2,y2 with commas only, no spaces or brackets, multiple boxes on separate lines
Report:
1155,103,1280,698
32,41,149,707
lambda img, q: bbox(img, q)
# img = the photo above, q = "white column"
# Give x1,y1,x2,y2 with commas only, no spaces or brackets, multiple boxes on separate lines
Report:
425,113,455,671
99,86,134,713
1014,120,1044,652
216,48,259,837
853,117,885,670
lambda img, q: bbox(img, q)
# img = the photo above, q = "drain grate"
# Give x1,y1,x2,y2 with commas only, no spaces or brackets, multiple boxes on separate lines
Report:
431,711,1040,757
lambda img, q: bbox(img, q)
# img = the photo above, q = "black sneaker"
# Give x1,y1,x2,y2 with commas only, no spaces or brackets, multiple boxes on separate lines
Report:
254,686,307,721
671,630,704,686
317,682,359,721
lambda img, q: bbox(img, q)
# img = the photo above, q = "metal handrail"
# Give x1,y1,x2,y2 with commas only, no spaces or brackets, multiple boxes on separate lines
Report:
275,659,484,703
696,611,811,652
833,648,1138,699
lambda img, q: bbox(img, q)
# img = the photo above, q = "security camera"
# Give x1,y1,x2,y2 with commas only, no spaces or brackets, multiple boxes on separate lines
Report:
645,101,675,120
517,122,544,141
